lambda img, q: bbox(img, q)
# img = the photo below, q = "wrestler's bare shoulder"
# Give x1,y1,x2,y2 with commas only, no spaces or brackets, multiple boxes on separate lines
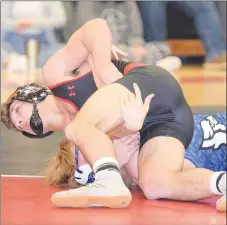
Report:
54,97,77,116
42,49,67,86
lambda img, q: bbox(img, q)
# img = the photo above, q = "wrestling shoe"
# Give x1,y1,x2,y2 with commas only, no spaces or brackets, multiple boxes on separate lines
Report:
51,171,132,208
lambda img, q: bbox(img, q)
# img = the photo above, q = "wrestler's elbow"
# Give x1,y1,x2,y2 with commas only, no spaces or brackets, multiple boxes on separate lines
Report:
84,18,109,32
82,18,112,50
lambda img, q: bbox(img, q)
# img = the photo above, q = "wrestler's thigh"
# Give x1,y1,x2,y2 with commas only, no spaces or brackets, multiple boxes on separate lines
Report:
75,83,131,132
138,136,185,177
138,136,185,197
138,136,186,197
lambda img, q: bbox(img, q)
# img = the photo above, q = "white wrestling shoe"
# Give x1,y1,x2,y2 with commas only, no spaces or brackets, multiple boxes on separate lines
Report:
51,172,132,208
216,194,226,212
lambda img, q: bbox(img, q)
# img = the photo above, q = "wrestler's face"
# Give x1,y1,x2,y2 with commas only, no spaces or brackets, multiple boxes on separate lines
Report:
10,100,35,134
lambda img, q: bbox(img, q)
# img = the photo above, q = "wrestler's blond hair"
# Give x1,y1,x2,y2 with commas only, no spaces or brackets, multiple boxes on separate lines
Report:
45,138,82,188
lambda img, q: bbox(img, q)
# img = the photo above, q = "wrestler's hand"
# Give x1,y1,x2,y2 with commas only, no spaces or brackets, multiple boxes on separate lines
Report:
122,83,154,132
130,45,146,60
113,132,140,167
111,45,128,60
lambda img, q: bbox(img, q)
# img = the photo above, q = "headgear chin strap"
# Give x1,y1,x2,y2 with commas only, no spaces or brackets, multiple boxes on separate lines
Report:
13,83,54,138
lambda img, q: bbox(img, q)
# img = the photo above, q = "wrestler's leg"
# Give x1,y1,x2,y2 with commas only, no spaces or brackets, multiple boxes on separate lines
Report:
182,159,226,212
51,83,134,208
182,159,196,170
138,136,226,201
183,145,227,211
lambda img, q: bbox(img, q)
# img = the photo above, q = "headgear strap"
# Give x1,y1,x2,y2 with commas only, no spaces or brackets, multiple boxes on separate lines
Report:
13,83,54,138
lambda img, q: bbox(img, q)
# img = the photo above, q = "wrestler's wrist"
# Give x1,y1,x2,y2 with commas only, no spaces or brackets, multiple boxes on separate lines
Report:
95,63,123,84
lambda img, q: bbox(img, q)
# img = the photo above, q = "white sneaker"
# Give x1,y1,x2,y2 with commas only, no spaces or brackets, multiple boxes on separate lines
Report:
156,56,182,72
51,173,132,208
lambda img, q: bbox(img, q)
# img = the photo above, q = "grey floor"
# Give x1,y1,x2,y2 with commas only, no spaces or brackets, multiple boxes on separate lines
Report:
1,106,226,176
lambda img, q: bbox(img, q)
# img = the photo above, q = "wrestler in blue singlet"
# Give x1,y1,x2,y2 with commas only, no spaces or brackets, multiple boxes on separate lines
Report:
75,113,227,185
185,113,226,172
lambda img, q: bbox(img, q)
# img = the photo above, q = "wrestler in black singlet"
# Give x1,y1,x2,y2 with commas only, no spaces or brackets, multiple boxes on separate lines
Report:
49,60,133,111
49,60,194,150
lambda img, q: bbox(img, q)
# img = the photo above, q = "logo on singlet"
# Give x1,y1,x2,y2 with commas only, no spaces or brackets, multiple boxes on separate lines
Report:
68,85,75,97
200,116,226,150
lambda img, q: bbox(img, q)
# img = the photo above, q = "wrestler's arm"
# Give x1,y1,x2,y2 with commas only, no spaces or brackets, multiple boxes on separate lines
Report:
67,18,123,84
42,19,123,86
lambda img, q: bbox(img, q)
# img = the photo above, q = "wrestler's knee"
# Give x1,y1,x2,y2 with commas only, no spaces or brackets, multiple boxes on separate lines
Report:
139,168,175,200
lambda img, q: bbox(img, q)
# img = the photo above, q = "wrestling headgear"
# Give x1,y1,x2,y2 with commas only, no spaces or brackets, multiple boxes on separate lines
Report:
13,83,54,138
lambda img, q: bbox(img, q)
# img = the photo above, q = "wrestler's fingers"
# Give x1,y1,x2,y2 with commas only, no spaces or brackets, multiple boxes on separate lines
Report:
134,143,140,151
112,48,119,60
133,83,142,103
117,48,128,57
128,143,140,155
112,46,128,60
112,45,128,57
123,138,139,152
127,139,140,151
119,136,129,142
144,94,155,113
120,132,139,144
129,132,140,142
129,132,140,140
124,133,140,145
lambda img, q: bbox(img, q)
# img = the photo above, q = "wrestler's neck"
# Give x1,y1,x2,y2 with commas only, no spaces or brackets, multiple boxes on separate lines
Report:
37,95,71,131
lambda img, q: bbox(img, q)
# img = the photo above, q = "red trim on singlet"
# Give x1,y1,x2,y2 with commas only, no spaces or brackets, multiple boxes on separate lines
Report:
123,62,146,76
48,70,92,89
53,95,79,112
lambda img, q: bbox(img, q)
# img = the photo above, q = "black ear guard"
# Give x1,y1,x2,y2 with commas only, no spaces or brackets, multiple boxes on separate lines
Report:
30,102,44,136
13,83,54,138
21,131,54,139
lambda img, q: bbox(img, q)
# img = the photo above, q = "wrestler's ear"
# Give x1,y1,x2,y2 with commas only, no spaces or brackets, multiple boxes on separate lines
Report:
144,94,155,114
